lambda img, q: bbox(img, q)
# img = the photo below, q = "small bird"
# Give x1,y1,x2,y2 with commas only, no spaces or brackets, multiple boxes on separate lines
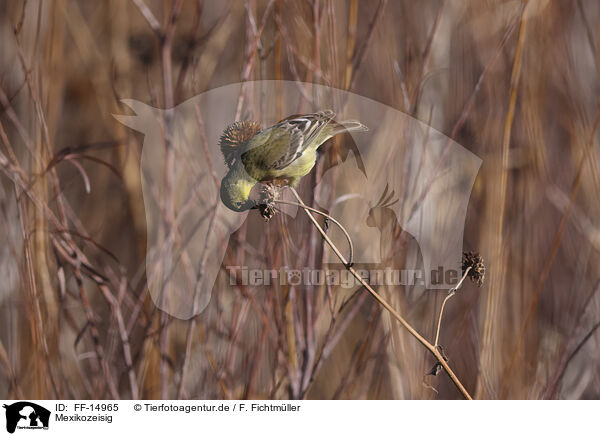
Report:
219,110,368,212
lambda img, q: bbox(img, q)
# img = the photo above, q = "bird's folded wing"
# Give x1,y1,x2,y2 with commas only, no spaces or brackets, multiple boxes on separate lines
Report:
241,127,301,172
242,111,335,171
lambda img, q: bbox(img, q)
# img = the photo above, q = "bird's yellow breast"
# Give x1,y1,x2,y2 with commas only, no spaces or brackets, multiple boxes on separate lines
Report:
266,149,317,184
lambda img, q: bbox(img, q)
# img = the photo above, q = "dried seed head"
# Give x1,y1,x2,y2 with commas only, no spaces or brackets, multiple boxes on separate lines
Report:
259,203,277,222
219,121,261,168
462,251,486,287
257,183,279,222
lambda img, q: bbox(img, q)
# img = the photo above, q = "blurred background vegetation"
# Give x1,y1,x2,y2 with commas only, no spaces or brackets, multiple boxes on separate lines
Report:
1,0,599,399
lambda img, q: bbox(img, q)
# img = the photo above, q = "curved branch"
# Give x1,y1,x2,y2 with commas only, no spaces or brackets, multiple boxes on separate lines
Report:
288,187,472,400
274,199,354,266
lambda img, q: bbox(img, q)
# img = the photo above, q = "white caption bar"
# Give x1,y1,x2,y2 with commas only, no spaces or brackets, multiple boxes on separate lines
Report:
0,400,596,435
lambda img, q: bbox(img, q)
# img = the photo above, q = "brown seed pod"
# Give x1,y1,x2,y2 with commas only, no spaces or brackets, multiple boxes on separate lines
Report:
462,251,486,287
257,182,279,222
219,121,261,168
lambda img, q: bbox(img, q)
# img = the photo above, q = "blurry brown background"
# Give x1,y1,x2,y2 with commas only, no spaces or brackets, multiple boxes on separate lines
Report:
1,0,599,399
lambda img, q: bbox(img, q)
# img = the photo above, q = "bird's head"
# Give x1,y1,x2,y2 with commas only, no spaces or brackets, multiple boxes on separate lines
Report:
220,170,257,212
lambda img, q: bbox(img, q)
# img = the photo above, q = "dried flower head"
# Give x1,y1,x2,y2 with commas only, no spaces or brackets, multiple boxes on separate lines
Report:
462,251,486,287
259,203,276,221
219,120,262,168
258,182,279,222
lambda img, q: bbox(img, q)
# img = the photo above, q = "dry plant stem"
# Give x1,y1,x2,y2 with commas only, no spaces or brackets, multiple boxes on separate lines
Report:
348,0,387,90
133,0,185,400
544,280,600,398
506,98,600,378
177,111,222,399
289,188,472,400
274,199,354,266
484,5,527,398
434,267,471,347
406,15,521,222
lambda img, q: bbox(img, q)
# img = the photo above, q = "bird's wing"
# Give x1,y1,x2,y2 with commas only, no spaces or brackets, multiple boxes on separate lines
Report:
242,111,336,171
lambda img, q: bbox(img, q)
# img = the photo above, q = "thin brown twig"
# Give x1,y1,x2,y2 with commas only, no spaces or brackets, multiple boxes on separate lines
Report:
545,319,600,399
543,280,600,399
301,292,368,398
434,266,471,348
274,199,354,266
402,13,523,232
131,0,161,35
504,97,600,381
52,235,139,399
348,0,387,90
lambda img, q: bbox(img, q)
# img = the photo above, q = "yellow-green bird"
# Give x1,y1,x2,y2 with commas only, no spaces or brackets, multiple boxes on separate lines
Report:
219,110,368,212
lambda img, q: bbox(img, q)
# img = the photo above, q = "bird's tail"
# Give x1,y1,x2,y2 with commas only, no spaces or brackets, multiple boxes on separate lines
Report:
325,119,368,138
